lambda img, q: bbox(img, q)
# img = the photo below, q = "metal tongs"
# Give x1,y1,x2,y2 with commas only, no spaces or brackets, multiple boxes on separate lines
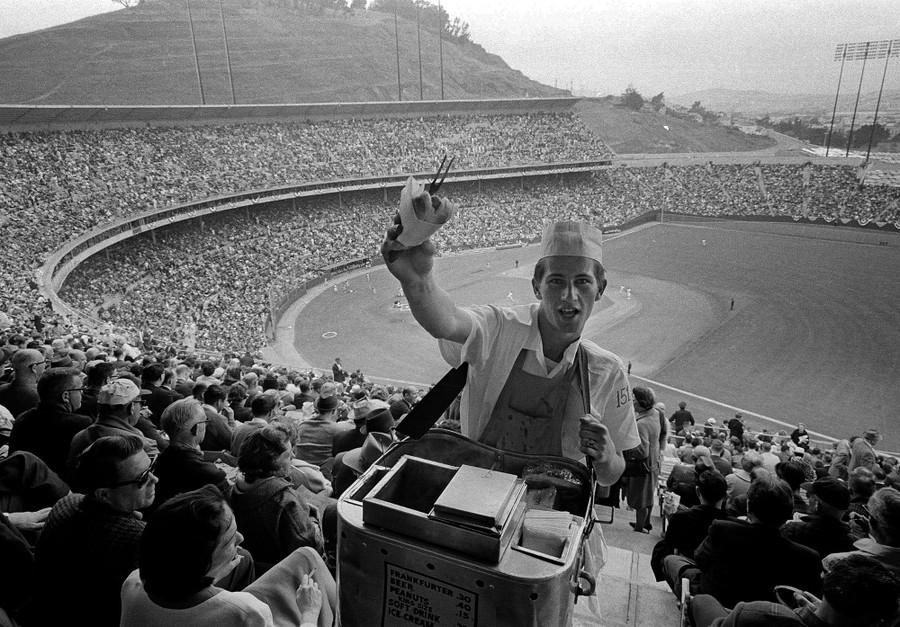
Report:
387,156,455,262
428,154,455,195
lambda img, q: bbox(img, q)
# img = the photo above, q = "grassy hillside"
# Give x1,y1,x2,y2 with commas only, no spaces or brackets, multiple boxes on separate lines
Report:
575,98,776,154
0,0,565,105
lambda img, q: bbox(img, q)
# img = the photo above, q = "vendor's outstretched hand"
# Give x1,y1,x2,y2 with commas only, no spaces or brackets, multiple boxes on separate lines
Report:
381,199,441,285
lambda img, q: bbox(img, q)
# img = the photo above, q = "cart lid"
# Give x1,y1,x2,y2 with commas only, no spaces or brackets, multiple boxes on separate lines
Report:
395,363,468,439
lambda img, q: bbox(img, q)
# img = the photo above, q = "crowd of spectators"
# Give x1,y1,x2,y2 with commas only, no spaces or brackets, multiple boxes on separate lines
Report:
3,111,900,358
641,403,900,626
0,111,612,338
1,338,898,625
46,161,900,356
0,334,436,625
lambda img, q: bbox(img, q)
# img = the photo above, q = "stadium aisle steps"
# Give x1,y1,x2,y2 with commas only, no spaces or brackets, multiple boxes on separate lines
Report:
573,507,681,627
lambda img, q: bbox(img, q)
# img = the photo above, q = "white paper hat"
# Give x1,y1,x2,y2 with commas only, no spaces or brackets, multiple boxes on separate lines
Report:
539,221,603,265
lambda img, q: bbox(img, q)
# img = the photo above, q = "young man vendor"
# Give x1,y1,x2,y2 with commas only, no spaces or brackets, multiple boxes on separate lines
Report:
381,195,640,486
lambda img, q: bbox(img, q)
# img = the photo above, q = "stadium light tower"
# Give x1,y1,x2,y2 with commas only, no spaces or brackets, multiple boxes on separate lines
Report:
186,0,205,105
826,39,899,159
394,0,402,101
438,0,445,100
219,0,236,105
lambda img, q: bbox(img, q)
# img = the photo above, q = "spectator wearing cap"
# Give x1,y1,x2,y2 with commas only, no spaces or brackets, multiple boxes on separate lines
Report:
667,445,715,509
849,429,882,474
331,357,348,384
230,394,278,457
294,394,353,470
703,417,720,440
670,401,695,436
824,487,900,579
332,403,392,458
29,434,157,627
664,476,822,608
77,361,116,421
330,408,395,497
151,398,232,512
651,470,730,583
9,367,91,478
141,363,184,427
200,384,235,453
331,432,395,500
781,477,856,560
0,349,47,419
67,379,159,482
229,426,324,574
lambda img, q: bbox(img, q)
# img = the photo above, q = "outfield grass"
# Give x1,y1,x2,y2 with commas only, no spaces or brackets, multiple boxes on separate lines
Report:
287,222,900,450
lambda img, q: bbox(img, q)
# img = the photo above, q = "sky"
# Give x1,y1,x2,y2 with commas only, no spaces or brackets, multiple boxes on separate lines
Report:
1,0,898,97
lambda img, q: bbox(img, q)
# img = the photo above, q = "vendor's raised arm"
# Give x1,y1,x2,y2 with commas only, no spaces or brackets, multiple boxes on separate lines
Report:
380,190,472,344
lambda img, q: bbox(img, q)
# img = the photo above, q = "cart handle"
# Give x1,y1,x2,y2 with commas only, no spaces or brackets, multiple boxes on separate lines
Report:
572,569,596,599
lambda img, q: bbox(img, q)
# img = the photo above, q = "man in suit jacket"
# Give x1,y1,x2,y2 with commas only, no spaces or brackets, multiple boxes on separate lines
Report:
663,476,822,608
651,470,731,581
849,429,881,474
141,363,183,426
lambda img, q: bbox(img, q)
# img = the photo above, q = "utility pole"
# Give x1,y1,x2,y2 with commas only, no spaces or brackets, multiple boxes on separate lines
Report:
438,0,444,100
219,0,236,104
186,0,205,104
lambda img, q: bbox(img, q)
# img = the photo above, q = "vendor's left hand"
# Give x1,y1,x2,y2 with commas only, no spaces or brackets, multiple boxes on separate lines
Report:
579,416,615,465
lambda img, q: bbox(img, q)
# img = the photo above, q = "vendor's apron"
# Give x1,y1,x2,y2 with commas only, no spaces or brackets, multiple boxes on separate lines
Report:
479,346,589,456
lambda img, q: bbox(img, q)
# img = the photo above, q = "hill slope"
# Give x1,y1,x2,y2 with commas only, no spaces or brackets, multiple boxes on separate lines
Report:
0,0,565,105
575,99,776,154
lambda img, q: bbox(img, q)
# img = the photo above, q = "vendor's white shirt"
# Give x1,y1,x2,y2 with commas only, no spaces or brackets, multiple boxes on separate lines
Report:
439,304,640,461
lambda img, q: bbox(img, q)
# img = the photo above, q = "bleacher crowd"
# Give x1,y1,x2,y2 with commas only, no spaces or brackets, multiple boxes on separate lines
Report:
0,341,898,625
2,111,900,625
0,337,445,625
636,400,900,626
49,161,900,355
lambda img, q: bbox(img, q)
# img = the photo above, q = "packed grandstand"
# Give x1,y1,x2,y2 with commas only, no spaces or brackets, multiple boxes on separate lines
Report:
2,110,900,354
3,105,900,627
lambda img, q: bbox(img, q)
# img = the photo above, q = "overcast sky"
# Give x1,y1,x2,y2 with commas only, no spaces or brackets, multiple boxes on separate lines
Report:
1,0,898,97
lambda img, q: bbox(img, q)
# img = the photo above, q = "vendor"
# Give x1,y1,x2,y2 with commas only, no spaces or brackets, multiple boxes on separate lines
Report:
382,211,639,486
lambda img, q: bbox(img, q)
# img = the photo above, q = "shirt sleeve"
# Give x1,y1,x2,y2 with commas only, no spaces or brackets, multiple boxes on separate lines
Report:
588,352,641,454
438,305,500,369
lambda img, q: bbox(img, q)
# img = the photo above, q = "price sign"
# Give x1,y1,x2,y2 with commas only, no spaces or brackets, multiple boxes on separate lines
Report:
383,563,478,627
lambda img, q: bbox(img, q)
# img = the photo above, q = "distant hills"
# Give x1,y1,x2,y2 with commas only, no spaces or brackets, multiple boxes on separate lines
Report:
0,0,564,105
669,88,900,118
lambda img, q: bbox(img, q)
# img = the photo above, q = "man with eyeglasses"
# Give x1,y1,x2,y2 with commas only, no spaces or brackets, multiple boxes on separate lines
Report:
27,434,157,627
151,397,232,512
0,348,47,420
67,379,160,482
8,367,91,478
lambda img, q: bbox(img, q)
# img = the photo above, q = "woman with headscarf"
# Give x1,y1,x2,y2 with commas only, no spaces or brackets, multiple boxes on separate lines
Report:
623,386,661,533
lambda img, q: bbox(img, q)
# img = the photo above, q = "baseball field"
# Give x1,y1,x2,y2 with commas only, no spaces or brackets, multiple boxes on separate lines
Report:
282,221,900,451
